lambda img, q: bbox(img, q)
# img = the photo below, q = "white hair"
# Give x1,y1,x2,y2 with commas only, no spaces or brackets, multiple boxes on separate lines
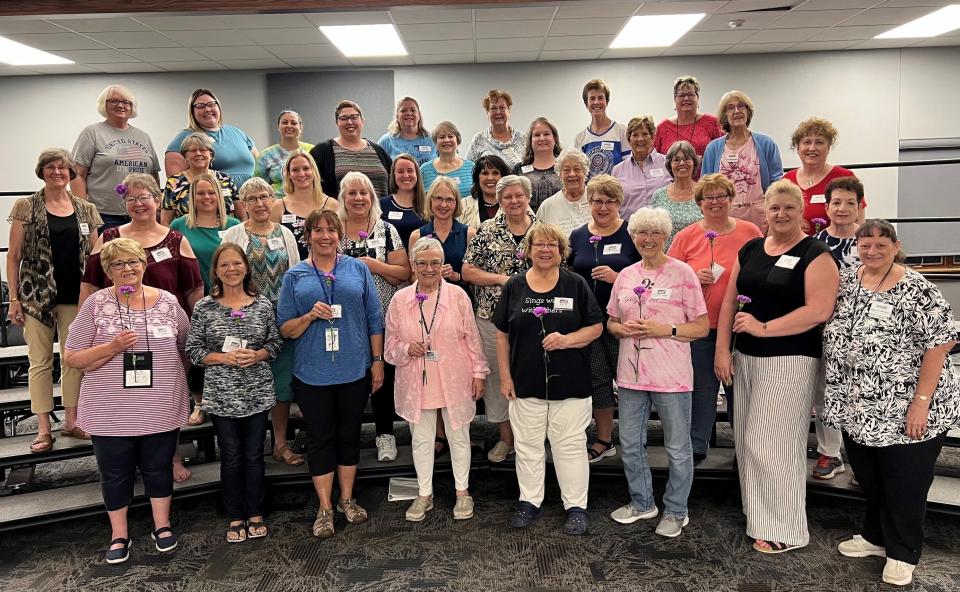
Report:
554,147,589,176
628,207,672,237
411,236,445,263
96,85,138,119
495,174,532,202
337,171,382,225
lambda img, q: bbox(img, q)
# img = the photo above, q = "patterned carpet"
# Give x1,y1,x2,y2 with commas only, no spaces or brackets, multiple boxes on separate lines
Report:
2,469,959,592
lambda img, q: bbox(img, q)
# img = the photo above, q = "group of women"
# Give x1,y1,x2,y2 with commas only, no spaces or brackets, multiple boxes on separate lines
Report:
7,79,957,587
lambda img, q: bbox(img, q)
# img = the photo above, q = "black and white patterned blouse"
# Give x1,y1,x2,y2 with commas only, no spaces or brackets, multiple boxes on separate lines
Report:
815,229,859,269
822,267,960,446
185,296,282,418
339,218,406,314
463,211,536,320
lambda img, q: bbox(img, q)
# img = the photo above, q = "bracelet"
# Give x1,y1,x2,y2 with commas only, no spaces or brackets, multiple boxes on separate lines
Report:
9,297,17,302
762,322,767,338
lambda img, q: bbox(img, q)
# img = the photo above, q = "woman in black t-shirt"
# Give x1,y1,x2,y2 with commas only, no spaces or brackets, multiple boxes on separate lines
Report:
715,179,839,554
493,222,603,536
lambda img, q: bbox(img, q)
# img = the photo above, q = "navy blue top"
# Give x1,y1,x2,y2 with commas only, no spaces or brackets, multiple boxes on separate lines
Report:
276,256,384,386
419,219,470,274
380,195,425,249
567,221,640,314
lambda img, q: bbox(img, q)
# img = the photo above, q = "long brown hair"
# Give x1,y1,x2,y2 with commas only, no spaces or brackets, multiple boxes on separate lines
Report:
209,243,259,298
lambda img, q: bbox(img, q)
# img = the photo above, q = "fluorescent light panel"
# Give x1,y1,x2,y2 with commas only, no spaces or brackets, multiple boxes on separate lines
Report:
0,35,73,65
610,14,705,48
876,5,960,39
319,24,407,57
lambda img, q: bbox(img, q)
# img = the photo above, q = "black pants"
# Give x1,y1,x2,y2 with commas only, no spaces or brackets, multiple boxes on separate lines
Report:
293,375,370,476
211,411,268,521
91,429,179,511
372,362,397,435
843,431,946,565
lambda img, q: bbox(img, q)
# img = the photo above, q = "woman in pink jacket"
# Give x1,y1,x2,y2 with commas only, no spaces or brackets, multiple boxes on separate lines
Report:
385,236,489,522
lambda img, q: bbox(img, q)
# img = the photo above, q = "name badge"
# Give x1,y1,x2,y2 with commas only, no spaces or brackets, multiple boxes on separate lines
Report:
418,145,432,153
387,211,403,220
281,213,297,224
553,297,573,311
809,194,827,204
849,246,859,260
711,262,726,281
451,178,460,185
425,350,440,362
868,301,893,320
217,230,227,239
649,168,664,178
223,336,247,352
330,304,342,319
267,237,284,250
601,141,614,151
366,237,386,249
79,222,91,235
602,243,622,255
325,327,340,352
724,153,739,165
152,247,172,262
775,254,800,269
652,287,672,300
151,326,173,338
123,352,153,389
521,165,534,174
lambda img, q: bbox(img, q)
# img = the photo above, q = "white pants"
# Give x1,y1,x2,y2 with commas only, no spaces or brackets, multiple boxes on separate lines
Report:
814,369,843,458
509,397,592,510
411,407,472,497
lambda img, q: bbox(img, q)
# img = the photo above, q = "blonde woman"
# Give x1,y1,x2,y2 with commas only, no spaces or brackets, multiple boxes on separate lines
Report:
378,96,436,166
270,150,337,260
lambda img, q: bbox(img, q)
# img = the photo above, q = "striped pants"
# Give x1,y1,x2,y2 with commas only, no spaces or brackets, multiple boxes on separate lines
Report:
733,353,820,547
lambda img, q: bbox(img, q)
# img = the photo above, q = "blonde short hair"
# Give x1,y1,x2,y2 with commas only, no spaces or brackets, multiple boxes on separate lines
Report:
337,172,381,226
522,223,570,262
673,75,701,96
586,174,624,205
628,207,672,237
717,90,755,133
790,117,838,149
694,173,735,204
97,85,138,119
764,179,803,206
122,173,161,197
100,237,147,273
426,176,462,218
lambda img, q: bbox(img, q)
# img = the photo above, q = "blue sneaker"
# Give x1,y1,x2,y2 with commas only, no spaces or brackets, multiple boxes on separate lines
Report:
563,507,589,535
509,501,542,528
151,527,178,552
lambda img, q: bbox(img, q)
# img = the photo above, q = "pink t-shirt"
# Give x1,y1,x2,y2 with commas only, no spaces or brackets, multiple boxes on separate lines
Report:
606,258,707,392
668,220,763,328
720,137,766,233
783,166,864,235
419,292,444,410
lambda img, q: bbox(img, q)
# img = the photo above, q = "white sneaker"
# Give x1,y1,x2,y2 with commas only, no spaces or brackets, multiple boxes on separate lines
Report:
405,497,433,522
882,558,915,586
838,534,886,558
610,504,658,524
655,515,689,538
376,434,397,462
453,495,474,520
487,441,515,463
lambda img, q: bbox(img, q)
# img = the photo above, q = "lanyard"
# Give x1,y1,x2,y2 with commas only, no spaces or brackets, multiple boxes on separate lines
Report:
115,288,151,352
311,254,339,305
417,281,442,347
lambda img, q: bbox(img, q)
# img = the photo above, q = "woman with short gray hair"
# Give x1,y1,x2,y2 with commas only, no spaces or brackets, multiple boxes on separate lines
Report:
612,115,671,222
650,141,703,249
161,132,239,225
535,148,592,238
385,236,489,522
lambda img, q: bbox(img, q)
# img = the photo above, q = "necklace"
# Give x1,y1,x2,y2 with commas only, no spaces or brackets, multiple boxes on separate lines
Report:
675,114,700,145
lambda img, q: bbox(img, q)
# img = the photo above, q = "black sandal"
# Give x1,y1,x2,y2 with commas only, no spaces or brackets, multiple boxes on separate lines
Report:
434,435,449,456
753,539,802,554
246,520,268,539
587,439,617,463
226,523,247,544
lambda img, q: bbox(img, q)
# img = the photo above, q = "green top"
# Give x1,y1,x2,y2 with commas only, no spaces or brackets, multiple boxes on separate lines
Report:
650,186,703,251
170,216,242,294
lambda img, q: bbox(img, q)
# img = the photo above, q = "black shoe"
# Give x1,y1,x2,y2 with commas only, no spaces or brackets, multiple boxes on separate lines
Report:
104,537,130,564
563,507,589,535
693,452,707,466
510,501,542,528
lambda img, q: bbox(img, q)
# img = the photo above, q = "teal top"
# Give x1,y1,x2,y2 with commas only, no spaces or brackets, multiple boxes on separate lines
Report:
650,186,703,251
170,216,242,293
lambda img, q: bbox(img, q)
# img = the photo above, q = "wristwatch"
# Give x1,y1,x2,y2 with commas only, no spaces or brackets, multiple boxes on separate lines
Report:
671,324,678,337
371,355,384,362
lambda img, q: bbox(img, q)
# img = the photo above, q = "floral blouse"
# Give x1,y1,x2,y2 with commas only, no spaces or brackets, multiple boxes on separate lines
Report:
822,267,960,446
162,171,237,217
463,211,536,320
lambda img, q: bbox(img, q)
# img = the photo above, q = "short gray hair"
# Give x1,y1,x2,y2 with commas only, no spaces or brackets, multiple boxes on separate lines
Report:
411,236,445,263
628,207,672,237
495,174,532,202
179,132,215,159
97,84,138,118
664,141,701,178
554,147,589,176
239,177,273,201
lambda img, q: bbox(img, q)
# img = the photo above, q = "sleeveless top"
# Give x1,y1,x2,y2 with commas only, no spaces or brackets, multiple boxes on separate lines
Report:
419,219,469,274
280,199,309,261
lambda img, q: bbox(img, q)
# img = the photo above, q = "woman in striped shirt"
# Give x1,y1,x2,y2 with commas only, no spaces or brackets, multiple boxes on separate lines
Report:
64,238,190,564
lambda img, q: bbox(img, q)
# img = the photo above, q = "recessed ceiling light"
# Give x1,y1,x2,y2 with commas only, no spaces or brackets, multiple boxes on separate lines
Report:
875,5,960,39
0,35,73,66
319,24,407,57
610,14,706,48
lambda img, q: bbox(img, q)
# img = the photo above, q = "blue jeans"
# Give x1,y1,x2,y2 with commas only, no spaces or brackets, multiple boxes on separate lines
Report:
211,411,268,521
619,388,693,518
690,330,734,456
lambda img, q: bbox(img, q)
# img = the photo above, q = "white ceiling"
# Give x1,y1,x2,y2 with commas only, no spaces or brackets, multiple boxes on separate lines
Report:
0,0,957,76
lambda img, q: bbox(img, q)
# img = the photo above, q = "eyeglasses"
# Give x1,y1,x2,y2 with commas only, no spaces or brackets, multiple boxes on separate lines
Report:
634,231,665,238
590,199,617,208
671,156,694,164
185,147,210,154
487,106,509,113
124,194,155,204
701,194,730,203
531,242,559,250
193,101,219,110
414,260,443,269
675,92,697,100
337,114,362,123
431,197,457,205
725,103,748,113
109,259,143,271
244,194,273,204
106,99,133,107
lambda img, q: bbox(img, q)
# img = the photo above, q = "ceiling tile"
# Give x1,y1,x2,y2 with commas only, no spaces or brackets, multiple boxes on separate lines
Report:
0,19,65,34
156,61,225,71
720,0,797,10
809,24,889,41
396,22,474,41
54,49,138,63
195,45,275,60
555,1,640,19
475,7,558,21
302,11,392,27
220,58,289,70
601,47,663,58
280,57,351,67
543,35,614,50
840,7,937,26
87,31,179,49
476,20,551,39
390,8,473,24
742,27,821,44
91,62,165,73
694,12,784,31
548,18,627,36
723,42,795,54
219,14,312,29
412,53,475,64
405,39,475,55
49,17,149,32
263,44,341,59
476,51,540,62
124,48,206,61
635,2,726,16
539,48,605,60
161,29,252,47
135,16,230,31
787,40,861,52
677,30,755,45
845,37,915,49
910,36,960,46
660,44,732,56
879,0,954,6
477,37,543,53
771,9,862,28
796,0,875,9
4,32,107,50
349,55,415,66
242,28,327,45
28,63,101,74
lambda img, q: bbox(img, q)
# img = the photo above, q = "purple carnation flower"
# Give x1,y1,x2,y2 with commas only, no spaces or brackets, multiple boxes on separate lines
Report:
589,235,602,244
415,292,428,303
114,183,127,196
532,306,549,318
736,295,752,305
323,272,336,283
358,231,369,240
515,249,525,260
230,310,246,320
704,230,719,241
633,286,648,298
118,285,135,295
